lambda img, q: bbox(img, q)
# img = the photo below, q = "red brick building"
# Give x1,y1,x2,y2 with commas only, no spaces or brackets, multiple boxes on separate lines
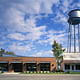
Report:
0,54,56,72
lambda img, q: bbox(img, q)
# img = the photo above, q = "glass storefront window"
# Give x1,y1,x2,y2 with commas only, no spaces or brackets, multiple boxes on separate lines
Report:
76,64,80,70
65,64,70,70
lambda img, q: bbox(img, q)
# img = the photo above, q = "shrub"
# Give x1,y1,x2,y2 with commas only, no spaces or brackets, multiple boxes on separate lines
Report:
55,70,64,72
66,70,71,74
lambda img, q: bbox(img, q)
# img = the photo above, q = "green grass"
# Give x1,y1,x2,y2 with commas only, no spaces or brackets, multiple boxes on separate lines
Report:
69,72,80,74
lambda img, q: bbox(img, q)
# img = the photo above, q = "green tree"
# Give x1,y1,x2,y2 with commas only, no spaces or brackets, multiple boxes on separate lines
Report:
52,40,65,70
7,51,15,55
0,48,5,56
0,48,15,56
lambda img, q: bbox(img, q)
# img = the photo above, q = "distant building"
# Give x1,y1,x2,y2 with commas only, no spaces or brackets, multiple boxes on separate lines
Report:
0,53,56,72
61,53,80,72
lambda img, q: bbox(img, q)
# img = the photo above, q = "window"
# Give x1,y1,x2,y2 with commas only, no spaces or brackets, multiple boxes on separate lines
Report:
72,65,74,70
40,63,50,71
65,64,70,70
27,63,37,71
0,63,8,71
76,64,80,70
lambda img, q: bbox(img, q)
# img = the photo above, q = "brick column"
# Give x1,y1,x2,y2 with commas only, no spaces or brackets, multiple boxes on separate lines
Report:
22,62,24,72
36,62,40,72
8,62,13,72
24,63,26,72
50,63,54,72
50,63,52,72
50,62,56,72
22,62,26,73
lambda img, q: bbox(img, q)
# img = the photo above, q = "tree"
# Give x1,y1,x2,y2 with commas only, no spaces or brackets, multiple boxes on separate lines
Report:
52,40,65,70
7,51,15,55
0,48,15,56
0,48,5,56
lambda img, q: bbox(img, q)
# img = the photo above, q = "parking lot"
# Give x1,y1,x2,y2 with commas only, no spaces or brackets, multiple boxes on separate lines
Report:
0,74,80,80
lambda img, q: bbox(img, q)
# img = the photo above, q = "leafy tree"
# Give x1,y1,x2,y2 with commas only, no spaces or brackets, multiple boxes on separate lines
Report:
0,48,15,56
0,48,5,56
7,51,15,55
52,40,65,70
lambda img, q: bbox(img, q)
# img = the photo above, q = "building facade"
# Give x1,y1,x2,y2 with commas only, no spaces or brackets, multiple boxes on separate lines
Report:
0,54,56,72
61,53,80,72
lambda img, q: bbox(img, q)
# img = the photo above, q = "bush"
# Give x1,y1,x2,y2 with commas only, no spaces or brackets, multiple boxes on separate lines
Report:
1,70,4,73
55,70,64,72
66,70,71,74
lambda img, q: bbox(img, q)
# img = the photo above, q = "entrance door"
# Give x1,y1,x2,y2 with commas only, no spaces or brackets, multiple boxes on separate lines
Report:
72,65,75,71
12,63,22,72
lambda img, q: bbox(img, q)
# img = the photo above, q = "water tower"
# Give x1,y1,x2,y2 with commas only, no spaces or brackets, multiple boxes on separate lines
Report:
67,9,80,53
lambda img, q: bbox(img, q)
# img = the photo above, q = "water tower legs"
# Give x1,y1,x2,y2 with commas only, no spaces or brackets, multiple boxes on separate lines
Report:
74,25,76,53
70,24,72,53
78,24,80,52
67,23,80,53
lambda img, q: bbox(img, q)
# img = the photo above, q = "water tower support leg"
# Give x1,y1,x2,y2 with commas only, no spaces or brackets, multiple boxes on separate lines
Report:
70,24,72,53
68,23,71,53
74,25,76,53
67,24,70,53
78,24,80,52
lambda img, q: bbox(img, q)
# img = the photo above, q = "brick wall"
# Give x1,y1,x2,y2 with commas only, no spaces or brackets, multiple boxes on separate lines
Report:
0,57,56,72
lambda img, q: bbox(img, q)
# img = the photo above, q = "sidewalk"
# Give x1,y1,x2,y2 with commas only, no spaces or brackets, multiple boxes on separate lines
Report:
1,72,20,74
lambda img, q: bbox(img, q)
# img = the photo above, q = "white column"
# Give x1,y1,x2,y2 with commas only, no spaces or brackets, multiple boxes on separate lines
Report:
63,63,65,72
74,64,76,71
70,64,72,71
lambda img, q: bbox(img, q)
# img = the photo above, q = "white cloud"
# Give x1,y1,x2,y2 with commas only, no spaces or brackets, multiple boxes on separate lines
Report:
47,33,67,45
31,50,53,57
38,39,48,45
9,43,33,54
8,33,25,41
70,1,80,9
39,0,59,13
37,30,67,45
0,41,5,45
25,26,47,41
8,25,47,41
0,0,59,28
60,0,73,13
53,11,67,24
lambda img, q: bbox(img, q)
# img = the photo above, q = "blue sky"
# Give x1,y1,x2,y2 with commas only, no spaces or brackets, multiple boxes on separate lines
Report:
0,0,80,57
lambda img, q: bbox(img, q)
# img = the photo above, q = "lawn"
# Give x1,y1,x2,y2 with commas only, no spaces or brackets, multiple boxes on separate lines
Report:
69,72,80,74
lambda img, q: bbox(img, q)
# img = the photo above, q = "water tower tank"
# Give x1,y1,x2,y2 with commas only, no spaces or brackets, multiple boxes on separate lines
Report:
67,9,80,53
68,9,80,25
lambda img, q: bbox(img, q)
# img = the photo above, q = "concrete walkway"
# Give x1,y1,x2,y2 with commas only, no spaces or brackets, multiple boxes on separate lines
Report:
0,73,80,80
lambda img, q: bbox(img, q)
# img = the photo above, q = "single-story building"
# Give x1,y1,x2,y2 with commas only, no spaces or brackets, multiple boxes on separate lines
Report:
61,53,80,72
0,53,56,72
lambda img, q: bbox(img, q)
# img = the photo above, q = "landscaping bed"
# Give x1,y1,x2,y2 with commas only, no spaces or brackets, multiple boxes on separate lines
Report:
21,71,80,74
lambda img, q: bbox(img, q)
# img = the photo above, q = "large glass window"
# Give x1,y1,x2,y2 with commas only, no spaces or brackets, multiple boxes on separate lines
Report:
0,63,8,71
76,64,80,70
40,63,50,71
72,65,74,70
12,63,22,72
65,64,70,70
27,63,37,71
